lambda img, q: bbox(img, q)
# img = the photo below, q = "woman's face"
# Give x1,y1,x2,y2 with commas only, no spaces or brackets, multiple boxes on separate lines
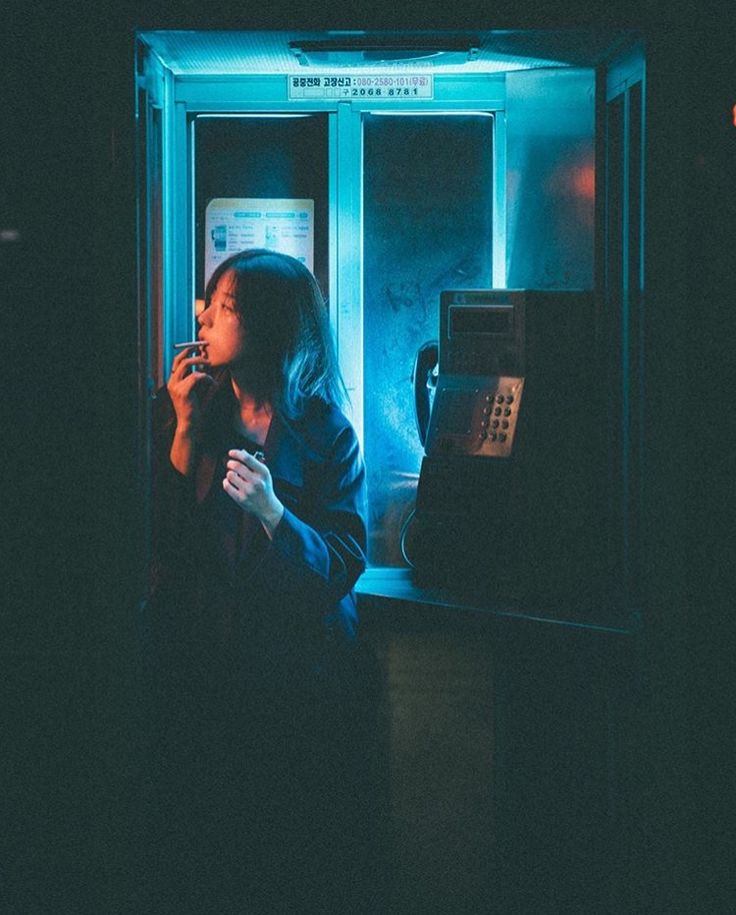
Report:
197,270,246,368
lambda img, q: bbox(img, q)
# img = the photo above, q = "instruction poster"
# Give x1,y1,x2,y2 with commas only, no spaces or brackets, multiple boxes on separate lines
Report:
204,198,314,284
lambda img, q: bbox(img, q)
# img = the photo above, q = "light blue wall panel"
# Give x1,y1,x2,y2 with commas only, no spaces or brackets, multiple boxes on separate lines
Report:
506,68,595,289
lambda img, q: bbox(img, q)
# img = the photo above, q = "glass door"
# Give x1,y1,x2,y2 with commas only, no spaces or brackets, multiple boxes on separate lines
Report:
192,114,330,304
361,112,495,566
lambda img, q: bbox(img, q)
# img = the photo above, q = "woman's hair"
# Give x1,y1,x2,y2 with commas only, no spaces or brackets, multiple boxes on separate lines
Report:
204,249,347,417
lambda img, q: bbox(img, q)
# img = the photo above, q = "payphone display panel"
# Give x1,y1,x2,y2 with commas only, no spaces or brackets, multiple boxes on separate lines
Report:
440,290,526,377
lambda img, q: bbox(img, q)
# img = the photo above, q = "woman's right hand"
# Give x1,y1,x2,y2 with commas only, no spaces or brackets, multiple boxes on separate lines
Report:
166,344,212,434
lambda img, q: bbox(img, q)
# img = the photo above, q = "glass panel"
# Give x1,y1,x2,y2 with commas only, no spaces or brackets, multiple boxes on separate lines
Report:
506,68,595,289
362,113,494,567
193,115,329,300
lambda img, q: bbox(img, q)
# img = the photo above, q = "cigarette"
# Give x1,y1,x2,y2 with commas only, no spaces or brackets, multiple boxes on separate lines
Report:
173,341,207,349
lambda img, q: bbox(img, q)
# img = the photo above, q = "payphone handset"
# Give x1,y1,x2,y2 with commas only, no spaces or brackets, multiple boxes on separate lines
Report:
423,290,529,460
412,341,438,450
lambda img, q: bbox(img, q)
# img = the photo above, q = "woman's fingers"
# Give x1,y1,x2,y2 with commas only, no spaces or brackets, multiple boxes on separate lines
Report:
223,468,258,500
170,344,209,378
222,450,283,533
171,345,195,370
228,449,266,469
223,451,271,507
225,460,246,482
172,354,209,378
224,458,263,486
180,370,211,392
223,471,243,492
223,475,245,502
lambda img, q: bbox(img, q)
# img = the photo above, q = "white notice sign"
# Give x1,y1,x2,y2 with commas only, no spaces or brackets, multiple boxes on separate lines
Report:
204,198,314,285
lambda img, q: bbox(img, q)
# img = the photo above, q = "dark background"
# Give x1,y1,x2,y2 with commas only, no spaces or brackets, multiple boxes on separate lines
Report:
2,1,733,911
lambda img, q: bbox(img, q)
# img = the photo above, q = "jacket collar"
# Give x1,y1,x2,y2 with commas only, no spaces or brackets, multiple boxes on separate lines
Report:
195,378,305,504
262,410,304,489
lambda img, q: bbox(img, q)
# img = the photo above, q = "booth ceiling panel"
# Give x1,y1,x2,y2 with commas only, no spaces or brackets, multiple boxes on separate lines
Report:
140,30,629,75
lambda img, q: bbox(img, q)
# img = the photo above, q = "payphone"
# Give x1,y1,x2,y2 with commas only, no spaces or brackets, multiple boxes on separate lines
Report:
408,289,609,605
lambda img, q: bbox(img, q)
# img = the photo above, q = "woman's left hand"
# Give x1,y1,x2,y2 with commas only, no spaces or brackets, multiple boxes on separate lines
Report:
223,449,285,538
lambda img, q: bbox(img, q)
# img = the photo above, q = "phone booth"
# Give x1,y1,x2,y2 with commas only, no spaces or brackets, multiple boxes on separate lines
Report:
136,29,645,628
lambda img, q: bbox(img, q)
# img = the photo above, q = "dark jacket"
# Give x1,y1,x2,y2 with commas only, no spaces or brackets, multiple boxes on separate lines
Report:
143,378,378,911
147,376,368,709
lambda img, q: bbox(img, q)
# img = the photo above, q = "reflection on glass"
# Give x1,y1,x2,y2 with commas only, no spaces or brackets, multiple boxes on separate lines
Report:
192,115,329,300
505,68,595,289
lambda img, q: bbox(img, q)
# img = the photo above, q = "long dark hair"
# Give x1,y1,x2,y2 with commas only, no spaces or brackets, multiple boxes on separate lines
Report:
204,249,347,417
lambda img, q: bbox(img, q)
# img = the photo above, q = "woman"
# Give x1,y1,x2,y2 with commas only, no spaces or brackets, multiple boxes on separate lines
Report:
145,250,376,912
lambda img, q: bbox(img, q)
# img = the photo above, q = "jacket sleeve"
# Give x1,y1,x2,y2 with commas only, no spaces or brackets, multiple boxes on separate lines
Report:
239,422,367,610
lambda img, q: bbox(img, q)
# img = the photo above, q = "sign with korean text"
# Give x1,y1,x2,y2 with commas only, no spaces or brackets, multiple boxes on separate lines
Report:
288,73,434,100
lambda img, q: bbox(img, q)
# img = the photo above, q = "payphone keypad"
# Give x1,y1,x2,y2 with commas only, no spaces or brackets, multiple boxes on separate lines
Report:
426,376,524,459
476,379,523,458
